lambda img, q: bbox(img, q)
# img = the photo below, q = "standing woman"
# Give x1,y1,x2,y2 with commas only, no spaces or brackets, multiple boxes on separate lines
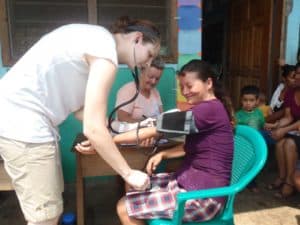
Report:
0,17,160,225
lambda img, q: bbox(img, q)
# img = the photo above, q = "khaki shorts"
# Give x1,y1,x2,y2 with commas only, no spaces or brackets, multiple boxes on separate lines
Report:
0,136,64,222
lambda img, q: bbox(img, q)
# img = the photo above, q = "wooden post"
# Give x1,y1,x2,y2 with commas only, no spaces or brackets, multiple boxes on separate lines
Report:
88,0,97,25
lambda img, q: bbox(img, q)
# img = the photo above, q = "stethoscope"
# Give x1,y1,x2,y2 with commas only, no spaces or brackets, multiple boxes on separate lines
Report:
108,44,140,134
107,65,140,134
107,44,160,157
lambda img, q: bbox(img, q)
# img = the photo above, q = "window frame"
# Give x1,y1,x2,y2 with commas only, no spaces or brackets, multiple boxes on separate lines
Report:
0,0,178,66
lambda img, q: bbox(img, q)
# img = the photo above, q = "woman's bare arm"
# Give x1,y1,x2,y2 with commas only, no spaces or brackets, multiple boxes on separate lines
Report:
113,127,158,144
82,54,149,189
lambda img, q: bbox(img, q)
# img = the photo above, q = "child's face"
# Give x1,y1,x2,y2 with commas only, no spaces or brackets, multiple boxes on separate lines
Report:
178,72,212,105
140,66,162,91
241,94,258,112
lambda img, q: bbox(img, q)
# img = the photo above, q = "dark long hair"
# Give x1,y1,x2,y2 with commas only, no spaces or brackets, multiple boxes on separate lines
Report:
178,60,235,124
281,64,295,78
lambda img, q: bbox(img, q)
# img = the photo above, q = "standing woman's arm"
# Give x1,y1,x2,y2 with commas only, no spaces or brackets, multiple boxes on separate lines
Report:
82,54,149,190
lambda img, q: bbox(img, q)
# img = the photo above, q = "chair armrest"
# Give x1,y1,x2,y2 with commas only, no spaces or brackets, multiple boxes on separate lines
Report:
171,185,239,225
177,185,238,202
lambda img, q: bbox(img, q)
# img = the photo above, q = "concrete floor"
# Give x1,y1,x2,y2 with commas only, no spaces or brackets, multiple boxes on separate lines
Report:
1,162,300,225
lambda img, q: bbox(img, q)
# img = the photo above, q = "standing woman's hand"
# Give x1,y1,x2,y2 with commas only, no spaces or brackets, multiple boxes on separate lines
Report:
123,169,150,191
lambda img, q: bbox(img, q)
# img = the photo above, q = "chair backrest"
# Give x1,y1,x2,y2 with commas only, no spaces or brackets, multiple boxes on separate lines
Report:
231,125,267,186
222,125,267,220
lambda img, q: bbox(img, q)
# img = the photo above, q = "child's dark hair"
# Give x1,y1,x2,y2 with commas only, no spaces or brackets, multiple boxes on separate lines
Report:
240,85,260,98
178,59,235,124
281,64,295,78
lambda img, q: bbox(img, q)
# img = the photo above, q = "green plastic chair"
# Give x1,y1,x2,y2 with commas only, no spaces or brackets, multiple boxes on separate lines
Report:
147,125,268,225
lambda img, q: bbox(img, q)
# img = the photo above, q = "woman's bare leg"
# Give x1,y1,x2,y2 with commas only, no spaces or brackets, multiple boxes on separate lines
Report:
283,138,298,185
117,197,145,225
293,170,300,192
275,139,287,182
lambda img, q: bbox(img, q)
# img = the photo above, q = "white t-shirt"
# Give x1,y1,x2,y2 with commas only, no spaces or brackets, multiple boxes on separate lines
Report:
0,24,118,143
115,81,162,120
269,83,284,111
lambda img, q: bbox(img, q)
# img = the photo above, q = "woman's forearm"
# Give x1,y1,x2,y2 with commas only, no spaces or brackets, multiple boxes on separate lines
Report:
281,120,300,134
277,116,293,128
160,145,185,159
113,127,158,144
84,124,132,178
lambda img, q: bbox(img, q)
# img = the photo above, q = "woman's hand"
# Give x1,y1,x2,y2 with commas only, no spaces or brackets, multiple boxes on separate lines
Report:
123,169,150,191
146,152,164,175
139,137,156,147
271,128,286,140
75,139,97,155
264,122,278,130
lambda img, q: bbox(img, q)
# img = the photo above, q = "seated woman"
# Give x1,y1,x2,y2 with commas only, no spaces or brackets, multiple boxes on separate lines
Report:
267,64,296,123
265,62,300,198
115,56,165,123
115,60,235,224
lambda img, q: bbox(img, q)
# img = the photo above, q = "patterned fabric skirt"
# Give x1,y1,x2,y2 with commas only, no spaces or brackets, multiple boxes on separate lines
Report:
125,173,222,222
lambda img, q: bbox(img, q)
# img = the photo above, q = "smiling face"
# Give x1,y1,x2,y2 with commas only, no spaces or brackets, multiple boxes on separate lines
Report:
178,71,213,105
140,66,163,92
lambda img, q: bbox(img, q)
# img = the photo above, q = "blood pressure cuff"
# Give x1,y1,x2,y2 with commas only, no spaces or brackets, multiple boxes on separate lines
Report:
156,111,199,138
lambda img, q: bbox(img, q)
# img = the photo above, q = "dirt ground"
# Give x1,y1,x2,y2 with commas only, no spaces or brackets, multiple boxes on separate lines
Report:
1,159,300,225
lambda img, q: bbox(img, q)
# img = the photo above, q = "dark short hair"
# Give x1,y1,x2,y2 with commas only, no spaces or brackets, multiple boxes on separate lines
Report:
240,85,260,98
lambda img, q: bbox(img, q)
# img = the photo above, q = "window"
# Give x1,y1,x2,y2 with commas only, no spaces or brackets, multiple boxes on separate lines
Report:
0,0,177,66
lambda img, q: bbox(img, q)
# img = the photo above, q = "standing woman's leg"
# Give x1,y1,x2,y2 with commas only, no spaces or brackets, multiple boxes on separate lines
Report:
0,137,63,225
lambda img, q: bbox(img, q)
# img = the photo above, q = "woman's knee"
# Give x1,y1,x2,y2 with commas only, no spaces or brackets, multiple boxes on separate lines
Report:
283,138,297,150
116,197,127,218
